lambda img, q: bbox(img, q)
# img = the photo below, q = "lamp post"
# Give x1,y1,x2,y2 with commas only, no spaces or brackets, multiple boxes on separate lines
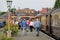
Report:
6,0,12,38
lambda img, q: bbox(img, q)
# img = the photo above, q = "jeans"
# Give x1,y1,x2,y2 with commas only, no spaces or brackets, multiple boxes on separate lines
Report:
22,27,27,35
35,27,40,36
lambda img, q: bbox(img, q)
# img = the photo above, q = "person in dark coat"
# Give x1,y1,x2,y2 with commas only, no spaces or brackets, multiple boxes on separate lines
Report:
18,21,22,30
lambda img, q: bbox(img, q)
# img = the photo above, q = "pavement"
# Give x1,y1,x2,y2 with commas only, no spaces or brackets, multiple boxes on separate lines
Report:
13,30,55,40
0,28,55,40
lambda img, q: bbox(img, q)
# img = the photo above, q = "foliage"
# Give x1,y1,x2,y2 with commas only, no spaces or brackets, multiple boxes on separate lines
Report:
0,12,1,15
10,8,16,13
0,12,6,16
0,33,7,40
54,0,60,9
0,33,13,40
3,24,8,34
10,24,18,36
6,38,13,40
3,23,18,36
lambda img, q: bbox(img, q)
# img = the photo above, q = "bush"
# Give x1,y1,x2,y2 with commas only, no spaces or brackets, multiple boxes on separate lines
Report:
3,24,8,34
0,33,13,40
10,24,18,36
1,33,7,40
3,23,18,36
6,38,13,40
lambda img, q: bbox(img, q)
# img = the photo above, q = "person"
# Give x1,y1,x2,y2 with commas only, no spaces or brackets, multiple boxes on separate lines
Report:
21,19,27,35
27,19,30,31
15,21,18,24
3,21,6,25
18,21,22,30
30,20,34,32
34,19,41,37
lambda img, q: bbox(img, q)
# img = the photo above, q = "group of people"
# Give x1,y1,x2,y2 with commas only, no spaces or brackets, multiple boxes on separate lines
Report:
18,18,41,37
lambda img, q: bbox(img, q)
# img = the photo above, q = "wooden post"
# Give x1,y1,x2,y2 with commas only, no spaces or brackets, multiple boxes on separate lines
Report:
7,9,11,38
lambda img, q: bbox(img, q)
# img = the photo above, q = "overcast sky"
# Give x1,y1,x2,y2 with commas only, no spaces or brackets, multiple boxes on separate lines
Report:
0,0,56,11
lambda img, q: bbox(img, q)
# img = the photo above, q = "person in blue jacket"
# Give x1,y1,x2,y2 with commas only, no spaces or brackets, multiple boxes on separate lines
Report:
21,19,27,35
34,19,41,37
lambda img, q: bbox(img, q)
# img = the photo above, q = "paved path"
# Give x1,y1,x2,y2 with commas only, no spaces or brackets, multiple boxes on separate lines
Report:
13,31,55,40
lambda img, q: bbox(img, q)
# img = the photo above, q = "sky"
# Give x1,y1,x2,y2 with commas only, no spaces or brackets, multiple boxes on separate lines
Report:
0,0,56,11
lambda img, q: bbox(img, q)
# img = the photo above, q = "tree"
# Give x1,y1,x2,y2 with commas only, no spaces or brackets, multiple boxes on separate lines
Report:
10,8,16,13
0,12,1,15
0,12,6,16
54,0,60,9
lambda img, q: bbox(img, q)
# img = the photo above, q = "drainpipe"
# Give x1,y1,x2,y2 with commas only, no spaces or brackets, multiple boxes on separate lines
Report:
48,13,53,34
46,15,48,31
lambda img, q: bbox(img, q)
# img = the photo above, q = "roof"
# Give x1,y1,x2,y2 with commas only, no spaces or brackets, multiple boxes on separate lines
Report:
41,8,47,14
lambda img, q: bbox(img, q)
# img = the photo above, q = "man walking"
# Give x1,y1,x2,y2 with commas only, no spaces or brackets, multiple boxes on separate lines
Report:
34,19,41,36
